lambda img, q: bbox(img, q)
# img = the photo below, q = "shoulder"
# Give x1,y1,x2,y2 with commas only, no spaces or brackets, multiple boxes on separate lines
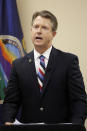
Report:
52,47,80,74
12,50,33,65
52,46,79,61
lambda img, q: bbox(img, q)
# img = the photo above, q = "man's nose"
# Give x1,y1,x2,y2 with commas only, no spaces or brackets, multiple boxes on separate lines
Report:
37,27,42,33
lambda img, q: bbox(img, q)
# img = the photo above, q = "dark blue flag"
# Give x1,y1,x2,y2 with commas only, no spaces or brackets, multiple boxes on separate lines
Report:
0,0,26,125
0,0,26,103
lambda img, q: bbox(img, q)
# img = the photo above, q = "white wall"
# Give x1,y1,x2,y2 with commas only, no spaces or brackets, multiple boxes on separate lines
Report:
16,0,87,127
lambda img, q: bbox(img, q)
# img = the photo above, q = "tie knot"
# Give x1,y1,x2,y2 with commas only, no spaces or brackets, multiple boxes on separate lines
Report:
39,55,45,61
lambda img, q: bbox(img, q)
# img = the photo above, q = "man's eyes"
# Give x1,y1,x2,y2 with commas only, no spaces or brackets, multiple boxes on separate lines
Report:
33,25,48,30
42,26,48,30
33,25,39,28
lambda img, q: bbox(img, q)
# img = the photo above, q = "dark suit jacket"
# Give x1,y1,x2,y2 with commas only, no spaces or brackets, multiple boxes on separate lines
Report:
3,47,87,124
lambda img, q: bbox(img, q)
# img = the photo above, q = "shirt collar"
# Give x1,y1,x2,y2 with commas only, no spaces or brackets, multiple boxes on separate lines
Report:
34,46,52,61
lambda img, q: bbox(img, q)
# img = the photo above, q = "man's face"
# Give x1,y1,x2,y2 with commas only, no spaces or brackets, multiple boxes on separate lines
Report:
31,16,56,50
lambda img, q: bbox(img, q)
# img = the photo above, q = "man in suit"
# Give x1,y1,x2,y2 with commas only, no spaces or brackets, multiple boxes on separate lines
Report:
3,10,87,125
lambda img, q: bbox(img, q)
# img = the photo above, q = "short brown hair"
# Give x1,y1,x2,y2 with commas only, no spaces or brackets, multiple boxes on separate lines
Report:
31,10,58,32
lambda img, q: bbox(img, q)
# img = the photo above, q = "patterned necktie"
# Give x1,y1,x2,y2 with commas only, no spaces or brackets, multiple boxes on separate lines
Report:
38,55,45,93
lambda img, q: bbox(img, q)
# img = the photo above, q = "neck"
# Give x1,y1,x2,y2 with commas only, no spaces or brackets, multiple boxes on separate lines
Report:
34,45,52,54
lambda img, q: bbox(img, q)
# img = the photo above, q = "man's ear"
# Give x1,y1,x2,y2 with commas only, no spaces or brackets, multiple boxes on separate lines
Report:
52,31,56,37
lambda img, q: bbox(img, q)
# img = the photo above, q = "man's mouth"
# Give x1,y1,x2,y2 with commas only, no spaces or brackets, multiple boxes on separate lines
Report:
35,36,43,40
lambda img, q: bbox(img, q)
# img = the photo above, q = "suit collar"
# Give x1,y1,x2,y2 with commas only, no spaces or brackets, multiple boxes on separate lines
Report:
40,46,59,99
26,46,58,62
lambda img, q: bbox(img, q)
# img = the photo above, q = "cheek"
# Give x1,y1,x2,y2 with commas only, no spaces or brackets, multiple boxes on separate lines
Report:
45,34,53,41
31,32,35,40
31,35,35,43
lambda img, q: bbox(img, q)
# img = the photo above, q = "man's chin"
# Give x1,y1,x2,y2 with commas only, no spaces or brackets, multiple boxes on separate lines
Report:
34,43,44,47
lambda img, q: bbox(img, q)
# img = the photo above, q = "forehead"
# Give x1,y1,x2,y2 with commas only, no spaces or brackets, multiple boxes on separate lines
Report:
33,16,52,26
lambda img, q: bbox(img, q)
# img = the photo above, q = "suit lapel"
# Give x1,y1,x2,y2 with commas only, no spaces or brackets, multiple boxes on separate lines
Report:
40,47,57,98
26,51,39,90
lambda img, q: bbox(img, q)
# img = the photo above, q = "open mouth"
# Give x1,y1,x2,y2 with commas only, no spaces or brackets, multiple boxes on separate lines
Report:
35,36,43,40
